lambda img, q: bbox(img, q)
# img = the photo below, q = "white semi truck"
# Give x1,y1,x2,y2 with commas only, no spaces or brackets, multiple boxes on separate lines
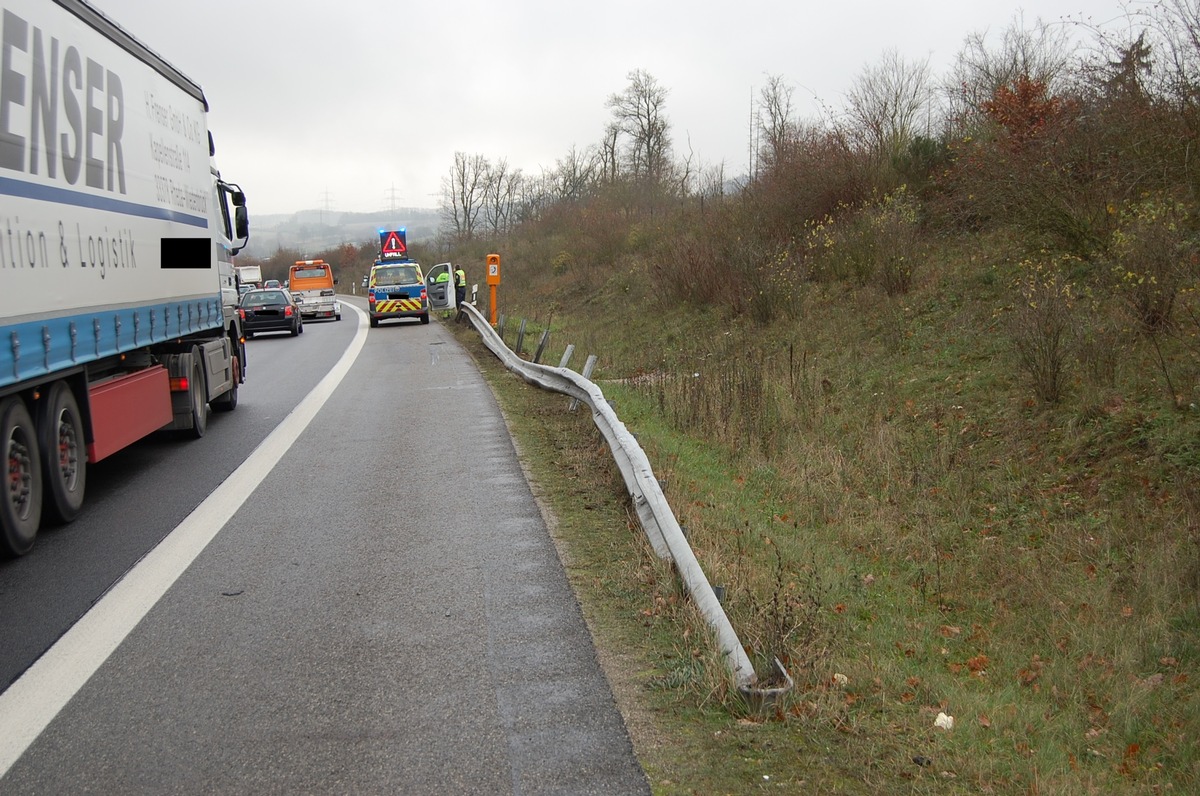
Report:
0,0,250,555
235,264,263,289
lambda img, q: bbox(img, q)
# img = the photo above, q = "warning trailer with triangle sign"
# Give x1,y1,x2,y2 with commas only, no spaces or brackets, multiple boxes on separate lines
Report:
379,229,408,259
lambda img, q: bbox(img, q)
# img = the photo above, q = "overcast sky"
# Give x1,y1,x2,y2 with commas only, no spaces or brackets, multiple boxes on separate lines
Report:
89,0,1131,217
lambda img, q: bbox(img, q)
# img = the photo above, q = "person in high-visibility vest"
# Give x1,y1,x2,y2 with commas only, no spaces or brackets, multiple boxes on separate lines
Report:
454,266,467,307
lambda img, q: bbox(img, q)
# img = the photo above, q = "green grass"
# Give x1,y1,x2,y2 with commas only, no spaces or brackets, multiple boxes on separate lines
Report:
449,220,1199,793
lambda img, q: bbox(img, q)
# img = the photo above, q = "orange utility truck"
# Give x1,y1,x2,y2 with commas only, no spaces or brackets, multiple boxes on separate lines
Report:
288,260,340,321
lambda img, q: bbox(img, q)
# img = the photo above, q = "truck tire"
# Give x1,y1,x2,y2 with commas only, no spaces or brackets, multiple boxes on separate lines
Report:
1,397,42,556
369,316,379,328
212,353,239,412
420,313,430,325
187,350,209,439
38,382,86,524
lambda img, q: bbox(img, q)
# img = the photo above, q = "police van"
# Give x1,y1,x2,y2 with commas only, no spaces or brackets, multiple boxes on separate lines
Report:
367,261,429,327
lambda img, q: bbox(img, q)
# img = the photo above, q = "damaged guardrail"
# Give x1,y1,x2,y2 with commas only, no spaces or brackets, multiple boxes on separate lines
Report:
458,302,792,700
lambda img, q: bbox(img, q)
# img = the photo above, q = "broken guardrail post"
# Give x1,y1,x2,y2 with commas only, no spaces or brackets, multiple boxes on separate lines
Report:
515,318,527,356
533,329,550,364
568,354,598,412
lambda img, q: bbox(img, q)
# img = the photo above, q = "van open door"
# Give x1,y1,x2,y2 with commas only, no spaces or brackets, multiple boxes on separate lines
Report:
426,262,456,312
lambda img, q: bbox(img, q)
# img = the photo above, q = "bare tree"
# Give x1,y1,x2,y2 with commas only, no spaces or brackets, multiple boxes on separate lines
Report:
758,74,796,169
676,135,696,197
844,49,933,161
553,145,599,201
1112,0,1200,103
943,14,1076,131
700,160,727,199
440,152,488,240
481,158,523,236
606,69,672,184
597,123,621,185
516,169,553,224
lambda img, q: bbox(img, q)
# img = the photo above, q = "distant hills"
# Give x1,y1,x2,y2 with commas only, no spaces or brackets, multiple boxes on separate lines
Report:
240,207,442,259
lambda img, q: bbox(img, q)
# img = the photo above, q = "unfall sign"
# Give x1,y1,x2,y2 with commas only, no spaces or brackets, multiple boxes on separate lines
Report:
379,229,407,259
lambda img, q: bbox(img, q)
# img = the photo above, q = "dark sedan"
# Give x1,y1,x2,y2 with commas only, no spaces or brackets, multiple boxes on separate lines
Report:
240,289,303,337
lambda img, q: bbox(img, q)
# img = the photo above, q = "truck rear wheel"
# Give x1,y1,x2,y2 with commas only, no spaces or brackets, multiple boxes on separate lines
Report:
2,397,42,556
187,350,209,439
38,382,86,524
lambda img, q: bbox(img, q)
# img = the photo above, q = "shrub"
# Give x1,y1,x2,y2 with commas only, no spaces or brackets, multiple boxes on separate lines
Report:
1109,194,1199,334
1007,256,1079,403
801,188,921,295
942,76,1110,256
749,125,877,244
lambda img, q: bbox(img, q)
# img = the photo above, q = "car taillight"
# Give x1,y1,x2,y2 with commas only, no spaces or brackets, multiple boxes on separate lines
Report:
368,293,376,304
421,289,427,299
238,308,245,320
284,306,293,317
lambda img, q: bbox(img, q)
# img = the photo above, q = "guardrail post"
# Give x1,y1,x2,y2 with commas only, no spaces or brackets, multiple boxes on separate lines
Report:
515,318,527,356
568,354,598,412
533,329,550,364
497,314,506,339
557,344,575,369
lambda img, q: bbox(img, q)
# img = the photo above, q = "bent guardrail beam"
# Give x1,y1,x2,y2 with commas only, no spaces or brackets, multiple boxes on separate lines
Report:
458,303,792,699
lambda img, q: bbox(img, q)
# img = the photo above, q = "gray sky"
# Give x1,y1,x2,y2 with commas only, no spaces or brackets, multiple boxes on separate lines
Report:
90,0,1130,216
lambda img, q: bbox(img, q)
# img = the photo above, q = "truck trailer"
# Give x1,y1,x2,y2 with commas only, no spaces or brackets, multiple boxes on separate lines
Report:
0,0,250,555
235,264,263,289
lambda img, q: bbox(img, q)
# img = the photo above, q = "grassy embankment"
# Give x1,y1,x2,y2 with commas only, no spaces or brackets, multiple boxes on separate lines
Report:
449,219,1198,794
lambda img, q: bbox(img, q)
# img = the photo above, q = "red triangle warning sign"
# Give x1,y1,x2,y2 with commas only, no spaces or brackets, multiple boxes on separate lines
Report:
380,230,408,258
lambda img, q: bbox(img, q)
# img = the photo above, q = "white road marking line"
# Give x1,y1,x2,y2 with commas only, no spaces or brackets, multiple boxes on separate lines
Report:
0,304,369,777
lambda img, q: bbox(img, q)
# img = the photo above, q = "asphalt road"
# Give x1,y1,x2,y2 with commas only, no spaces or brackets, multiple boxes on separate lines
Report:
0,301,649,794
0,310,336,694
